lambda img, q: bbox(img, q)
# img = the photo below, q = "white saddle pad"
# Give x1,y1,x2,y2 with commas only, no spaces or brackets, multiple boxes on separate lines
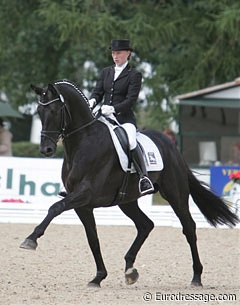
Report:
98,116,164,173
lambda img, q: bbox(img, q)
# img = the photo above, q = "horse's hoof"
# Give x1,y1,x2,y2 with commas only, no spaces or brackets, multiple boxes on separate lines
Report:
20,238,38,250
125,268,139,285
191,280,203,287
87,281,101,288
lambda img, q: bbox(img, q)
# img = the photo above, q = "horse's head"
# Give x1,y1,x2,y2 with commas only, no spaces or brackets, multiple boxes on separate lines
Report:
31,83,67,157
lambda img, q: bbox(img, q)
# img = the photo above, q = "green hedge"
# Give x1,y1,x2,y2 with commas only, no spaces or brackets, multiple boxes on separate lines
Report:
12,142,64,158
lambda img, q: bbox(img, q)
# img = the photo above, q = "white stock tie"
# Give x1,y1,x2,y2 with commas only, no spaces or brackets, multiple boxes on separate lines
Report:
114,66,123,80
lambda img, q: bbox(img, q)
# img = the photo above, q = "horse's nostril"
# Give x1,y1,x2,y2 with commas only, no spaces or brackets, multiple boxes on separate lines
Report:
40,146,54,156
46,147,53,154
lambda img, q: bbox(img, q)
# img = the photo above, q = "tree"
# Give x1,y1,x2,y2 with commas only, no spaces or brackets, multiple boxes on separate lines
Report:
1,0,240,129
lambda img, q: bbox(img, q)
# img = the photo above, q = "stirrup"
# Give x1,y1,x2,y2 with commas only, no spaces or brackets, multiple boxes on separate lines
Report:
138,176,154,195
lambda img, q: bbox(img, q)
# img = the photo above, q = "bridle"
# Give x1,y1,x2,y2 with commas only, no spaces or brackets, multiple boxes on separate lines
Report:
39,91,97,146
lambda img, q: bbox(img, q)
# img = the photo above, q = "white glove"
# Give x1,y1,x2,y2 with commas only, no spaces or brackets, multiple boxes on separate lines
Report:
88,98,96,108
101,105,115,116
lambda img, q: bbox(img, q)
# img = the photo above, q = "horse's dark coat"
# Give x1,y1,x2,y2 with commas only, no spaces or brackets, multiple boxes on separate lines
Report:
20,80,239,287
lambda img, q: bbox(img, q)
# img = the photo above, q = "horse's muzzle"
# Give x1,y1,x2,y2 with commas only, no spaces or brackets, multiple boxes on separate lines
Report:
40,145,56,157
40,131,58,157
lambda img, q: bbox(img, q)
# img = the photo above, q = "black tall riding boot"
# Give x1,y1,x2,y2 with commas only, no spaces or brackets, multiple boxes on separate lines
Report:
131,146,154,195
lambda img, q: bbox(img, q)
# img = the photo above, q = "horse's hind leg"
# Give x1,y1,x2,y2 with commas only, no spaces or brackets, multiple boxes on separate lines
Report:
74,207,107,288
171,202,203,286
119,201,154,285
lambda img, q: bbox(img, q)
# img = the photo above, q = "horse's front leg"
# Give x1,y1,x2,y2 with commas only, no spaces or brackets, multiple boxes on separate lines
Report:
119,201,154,285
74,207,107,287
20,197,73,250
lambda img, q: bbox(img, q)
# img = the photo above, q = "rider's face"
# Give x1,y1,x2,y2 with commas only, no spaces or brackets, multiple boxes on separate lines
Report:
112,50,131,66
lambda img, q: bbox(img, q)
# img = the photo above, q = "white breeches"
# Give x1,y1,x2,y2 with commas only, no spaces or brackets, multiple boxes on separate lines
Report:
121,123,137,150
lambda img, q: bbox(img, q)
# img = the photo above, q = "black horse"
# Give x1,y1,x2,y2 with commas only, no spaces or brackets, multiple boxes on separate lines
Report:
20,80,239,288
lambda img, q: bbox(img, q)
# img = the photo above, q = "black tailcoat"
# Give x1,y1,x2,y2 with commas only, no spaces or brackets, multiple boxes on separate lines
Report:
90,64,142,126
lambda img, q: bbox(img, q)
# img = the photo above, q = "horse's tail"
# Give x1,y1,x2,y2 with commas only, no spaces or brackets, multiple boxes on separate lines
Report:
188,168,239,227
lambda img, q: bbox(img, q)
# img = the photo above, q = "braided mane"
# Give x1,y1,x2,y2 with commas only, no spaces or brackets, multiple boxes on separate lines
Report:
54,79,90,106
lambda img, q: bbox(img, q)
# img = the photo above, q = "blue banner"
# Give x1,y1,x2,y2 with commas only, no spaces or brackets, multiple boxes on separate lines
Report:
210,166,240,196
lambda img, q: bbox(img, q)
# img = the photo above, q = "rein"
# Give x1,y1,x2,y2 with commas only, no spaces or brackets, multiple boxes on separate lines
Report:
62,119,97,139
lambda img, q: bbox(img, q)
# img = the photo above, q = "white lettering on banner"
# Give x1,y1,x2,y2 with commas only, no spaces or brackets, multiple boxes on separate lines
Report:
5,168,61,196
0,157,63,200
1,158,238,228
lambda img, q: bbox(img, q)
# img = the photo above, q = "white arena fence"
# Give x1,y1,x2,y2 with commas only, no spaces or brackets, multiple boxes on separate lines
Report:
0,157,239,228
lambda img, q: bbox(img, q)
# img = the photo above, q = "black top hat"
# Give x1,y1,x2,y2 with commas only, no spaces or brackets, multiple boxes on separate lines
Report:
109,39,133,51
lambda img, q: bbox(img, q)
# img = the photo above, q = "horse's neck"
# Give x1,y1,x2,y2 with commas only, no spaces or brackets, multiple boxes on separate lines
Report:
57,82,94,126
69,101,93,126
63,121,112,155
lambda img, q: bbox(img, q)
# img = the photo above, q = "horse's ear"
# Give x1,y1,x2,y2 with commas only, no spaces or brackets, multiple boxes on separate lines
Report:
48,83,57,94
30,84,44,95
